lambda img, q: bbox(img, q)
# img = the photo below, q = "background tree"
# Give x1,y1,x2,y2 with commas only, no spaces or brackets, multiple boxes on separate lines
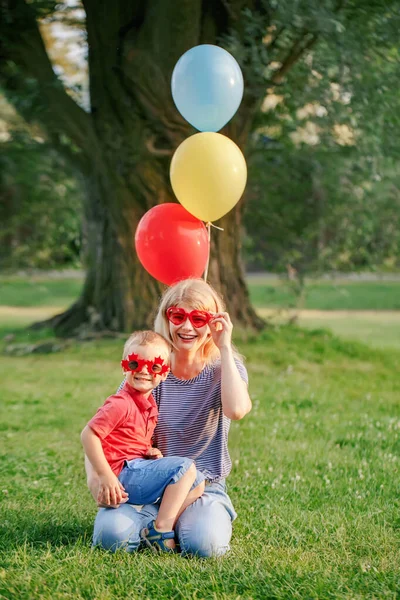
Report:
1,0,399,335
243,14,400,281
0,100,83,269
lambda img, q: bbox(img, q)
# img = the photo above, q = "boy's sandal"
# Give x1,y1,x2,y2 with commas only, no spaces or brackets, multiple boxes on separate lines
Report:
140,520,176,553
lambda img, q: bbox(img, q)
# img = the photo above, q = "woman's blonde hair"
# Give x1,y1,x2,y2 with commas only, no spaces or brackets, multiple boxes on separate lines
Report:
154,278,243,364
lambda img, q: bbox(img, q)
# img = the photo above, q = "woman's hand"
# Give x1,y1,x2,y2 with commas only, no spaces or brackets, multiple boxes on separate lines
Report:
209,312,233,351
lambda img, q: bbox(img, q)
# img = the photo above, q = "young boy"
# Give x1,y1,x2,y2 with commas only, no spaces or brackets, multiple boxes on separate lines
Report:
81,330,205,552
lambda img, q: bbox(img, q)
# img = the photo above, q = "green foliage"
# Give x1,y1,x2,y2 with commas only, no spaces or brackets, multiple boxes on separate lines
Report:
0,324,399,598
0,131,83,269
227,1,400,275
244,148,400,274
244,148,321,273
240,0,400,275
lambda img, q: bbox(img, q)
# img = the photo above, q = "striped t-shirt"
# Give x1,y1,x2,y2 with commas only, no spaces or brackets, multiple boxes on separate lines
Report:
151,359,248,482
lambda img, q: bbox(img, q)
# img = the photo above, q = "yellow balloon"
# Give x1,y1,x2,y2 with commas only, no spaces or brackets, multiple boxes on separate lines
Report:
170,132,247,222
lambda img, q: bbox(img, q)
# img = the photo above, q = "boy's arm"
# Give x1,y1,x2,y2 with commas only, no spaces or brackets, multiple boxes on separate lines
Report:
81,425,126,507
84,455,100,500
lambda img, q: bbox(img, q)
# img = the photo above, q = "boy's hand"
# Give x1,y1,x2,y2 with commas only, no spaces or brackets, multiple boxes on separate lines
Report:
96,491,128,508
145,447,163,459
97,472,127,507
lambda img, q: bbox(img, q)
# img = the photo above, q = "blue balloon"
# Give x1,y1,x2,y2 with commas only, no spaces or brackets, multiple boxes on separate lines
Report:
171,44,244,132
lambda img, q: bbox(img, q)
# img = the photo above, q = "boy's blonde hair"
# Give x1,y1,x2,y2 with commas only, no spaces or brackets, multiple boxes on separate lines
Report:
122,330,171,360
154,278,243,364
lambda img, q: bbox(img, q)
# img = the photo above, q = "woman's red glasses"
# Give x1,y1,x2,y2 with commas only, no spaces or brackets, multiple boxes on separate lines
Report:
166,307,212,328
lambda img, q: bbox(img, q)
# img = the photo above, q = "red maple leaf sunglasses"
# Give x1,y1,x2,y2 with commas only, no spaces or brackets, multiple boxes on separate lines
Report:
121,353,170,374
166,307,213,328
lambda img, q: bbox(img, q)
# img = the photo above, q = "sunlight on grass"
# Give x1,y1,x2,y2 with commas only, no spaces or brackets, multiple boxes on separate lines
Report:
248,276,400,310
257,308,400,351
1,273,400,353
0,275,83,307
299,313,400,350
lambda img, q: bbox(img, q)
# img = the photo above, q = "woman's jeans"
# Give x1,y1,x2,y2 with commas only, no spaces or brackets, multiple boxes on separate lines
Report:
92,479,236,557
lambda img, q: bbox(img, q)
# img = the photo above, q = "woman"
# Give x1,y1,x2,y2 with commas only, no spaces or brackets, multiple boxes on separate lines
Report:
86,278,251,557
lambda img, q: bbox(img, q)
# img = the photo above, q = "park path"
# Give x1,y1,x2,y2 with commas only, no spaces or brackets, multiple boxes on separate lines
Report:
8,269,400,282
257,308,400,320
0,306,62,319
1,305,399,322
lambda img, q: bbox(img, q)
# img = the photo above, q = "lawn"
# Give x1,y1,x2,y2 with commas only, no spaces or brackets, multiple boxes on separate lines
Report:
2,273,400,311
0,307,399,598
2,273,400,349
249,275,400,350
247,275,400,311
0,275,83,308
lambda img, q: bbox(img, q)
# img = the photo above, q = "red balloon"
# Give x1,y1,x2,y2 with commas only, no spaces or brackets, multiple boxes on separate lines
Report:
135,203,209,285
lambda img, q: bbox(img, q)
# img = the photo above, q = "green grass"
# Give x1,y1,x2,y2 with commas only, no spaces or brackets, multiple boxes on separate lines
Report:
298,313,400,351
1,271,400,350
248,277,400,310
0,275,83,307
0,319,399,599
2,274,400,311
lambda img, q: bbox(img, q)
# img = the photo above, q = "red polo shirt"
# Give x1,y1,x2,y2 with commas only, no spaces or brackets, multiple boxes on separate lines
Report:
88,381,158,476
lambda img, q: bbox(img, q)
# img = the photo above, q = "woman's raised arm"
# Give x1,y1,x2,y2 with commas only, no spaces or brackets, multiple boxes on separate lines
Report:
210,312,252,420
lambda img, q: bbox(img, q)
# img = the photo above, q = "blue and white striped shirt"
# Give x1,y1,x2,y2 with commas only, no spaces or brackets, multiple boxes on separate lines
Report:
152,359,248,482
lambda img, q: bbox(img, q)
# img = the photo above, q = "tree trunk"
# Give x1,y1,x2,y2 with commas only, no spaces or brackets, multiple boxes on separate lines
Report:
49,169,263,337
44,0,266,335
48,217,163,336
45,162,167,336
208,205,265,329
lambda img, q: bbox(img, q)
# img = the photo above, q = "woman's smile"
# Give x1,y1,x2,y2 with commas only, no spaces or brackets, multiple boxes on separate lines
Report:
173,324,207,349
177,333,198,341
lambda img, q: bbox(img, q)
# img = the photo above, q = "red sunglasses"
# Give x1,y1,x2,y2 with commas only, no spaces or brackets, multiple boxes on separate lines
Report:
166,307,212,328
121,353,169,375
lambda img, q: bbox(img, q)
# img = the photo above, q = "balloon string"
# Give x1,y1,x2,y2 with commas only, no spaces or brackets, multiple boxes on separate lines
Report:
203,223,211,282
206,221,224,231
203,222,223,281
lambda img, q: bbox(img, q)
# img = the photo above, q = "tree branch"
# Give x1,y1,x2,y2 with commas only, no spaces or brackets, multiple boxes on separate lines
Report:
265,25,286,52
1,0,96,158
145,135,174,157
272,32,318,84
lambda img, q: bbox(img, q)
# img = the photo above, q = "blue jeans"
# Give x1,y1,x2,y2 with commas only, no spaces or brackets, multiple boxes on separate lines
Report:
118,456,203,505
92,479,236,557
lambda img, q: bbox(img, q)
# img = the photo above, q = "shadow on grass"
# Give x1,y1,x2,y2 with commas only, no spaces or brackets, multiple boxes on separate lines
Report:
0,508,93,549
0,324,56,344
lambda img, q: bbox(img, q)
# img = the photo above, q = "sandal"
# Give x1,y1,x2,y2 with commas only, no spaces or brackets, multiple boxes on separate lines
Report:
140,520,176,553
